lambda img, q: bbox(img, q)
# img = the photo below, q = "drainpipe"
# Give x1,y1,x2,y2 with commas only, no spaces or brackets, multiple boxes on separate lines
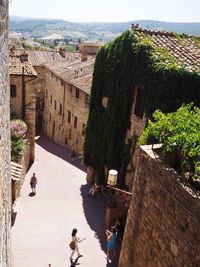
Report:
22,66,25,120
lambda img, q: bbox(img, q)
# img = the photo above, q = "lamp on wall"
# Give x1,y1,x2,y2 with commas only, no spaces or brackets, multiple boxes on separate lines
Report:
107,169,118,187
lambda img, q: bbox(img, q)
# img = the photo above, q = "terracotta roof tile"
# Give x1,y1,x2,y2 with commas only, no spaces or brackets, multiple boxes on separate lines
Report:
46,58,94,94
28,50,81,66
9,51,37,76
132,28,200,72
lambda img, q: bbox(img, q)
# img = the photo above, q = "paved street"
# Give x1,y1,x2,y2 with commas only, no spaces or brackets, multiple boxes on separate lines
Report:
11,136,117,267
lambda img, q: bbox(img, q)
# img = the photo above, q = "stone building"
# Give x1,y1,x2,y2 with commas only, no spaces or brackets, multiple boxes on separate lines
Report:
123,26,200,190
85,25,200,192
77,41,101,56
28,50,95,153
0,0,11,266
119,145,200,267
9,49,37,162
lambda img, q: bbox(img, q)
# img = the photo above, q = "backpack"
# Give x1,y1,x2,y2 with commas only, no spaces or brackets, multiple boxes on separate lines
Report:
69,240,75,250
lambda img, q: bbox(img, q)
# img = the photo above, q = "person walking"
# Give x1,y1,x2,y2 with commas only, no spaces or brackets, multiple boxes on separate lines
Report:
70,228,85,261
30,172,37,194
106,227,118,263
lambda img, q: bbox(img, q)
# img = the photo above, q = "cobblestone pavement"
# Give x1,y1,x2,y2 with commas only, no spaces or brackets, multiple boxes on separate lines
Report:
11,136,118,267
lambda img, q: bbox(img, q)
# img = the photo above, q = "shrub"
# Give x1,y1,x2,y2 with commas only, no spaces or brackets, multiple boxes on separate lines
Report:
10,119,28,162
139,103,200,181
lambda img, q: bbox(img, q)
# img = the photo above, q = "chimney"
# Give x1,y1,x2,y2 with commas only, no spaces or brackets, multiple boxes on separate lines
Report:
59,47,66,58
20,51,29,63
81,47,88,61
131,23,139,29
74,70,78,78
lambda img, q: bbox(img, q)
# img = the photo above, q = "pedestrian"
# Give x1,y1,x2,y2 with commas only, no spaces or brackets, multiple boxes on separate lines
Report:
30,172,37,194
70,228,86,261
106,227,118,263
112,218,124,236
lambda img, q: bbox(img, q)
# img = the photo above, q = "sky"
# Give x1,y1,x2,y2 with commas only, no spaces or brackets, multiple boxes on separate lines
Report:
9,0,200,23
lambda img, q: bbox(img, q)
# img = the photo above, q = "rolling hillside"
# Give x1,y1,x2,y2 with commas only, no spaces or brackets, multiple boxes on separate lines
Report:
10,16,200,41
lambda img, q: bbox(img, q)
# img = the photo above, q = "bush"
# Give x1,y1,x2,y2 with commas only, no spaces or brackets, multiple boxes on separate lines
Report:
10,119,28,162
139,103,200,181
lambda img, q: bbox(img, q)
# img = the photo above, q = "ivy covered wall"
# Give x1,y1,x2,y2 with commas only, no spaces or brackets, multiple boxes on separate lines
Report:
83,30,200,185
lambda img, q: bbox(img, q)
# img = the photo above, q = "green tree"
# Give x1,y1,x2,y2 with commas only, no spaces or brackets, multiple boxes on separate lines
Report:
139,103,200,180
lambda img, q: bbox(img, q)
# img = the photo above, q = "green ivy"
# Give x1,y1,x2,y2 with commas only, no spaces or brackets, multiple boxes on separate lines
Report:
139,104,200,180
83,30,200,185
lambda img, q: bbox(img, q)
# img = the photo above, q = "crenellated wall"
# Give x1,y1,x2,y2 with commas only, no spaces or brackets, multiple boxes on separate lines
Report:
0,1,11,266
119,145,200,267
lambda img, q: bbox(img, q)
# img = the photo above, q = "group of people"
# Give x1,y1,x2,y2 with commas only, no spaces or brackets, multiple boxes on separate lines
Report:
105,218,123,263
69,219,123,264
30,170,123,264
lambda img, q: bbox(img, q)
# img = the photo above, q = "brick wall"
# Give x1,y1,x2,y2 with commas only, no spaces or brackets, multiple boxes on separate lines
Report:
0,1,11,266
119,145,200,267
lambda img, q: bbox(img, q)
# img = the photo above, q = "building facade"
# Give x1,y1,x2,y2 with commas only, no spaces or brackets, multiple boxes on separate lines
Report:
9,50,37,162
0,1,11,266
28,50,94,154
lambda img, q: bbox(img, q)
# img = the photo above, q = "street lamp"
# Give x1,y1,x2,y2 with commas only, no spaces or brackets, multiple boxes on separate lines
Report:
107,169,118,187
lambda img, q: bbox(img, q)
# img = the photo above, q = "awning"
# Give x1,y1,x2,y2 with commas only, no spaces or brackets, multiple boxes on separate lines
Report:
11,161,22,181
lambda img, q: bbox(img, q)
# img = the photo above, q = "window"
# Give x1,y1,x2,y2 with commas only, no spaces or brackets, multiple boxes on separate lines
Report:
59,104,62,115
50,95,52,104
61,80,65,86
67,110,71,123
134,87,144,118
74,116,78,129
42,102,44,111
75,88,79,99
10,84,17,98
54,100,57,110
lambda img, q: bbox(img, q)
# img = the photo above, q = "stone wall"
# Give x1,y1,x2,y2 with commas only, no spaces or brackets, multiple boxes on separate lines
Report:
43,69,89,153
0,1,11,266
119,145,200,267
34,66,46,131
12,142,31,203
124,86,146,191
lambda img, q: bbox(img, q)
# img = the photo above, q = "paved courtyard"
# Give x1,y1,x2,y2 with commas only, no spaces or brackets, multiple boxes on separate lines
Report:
11,136,118,267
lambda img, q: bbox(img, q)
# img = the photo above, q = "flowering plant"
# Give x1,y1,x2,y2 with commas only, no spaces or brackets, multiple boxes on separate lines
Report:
10,119,28,162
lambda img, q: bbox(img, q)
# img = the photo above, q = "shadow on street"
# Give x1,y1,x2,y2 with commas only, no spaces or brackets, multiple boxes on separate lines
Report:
80,184,119,267
35,135,87,172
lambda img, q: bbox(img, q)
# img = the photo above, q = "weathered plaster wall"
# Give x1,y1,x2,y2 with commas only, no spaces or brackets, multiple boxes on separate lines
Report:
119,145,200,267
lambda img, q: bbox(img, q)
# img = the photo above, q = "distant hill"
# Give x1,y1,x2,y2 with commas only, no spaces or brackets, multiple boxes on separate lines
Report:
10,16,200,41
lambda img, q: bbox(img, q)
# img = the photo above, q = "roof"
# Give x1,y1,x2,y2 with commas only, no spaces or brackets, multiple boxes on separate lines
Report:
28,50,81,66
46,58,95,94
132,27,200,72
9,51,37,76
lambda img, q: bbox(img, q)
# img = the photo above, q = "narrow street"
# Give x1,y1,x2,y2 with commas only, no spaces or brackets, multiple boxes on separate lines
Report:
11,136,114,267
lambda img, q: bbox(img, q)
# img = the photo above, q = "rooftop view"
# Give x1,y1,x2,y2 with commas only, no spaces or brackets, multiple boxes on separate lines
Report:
0,0,200,267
